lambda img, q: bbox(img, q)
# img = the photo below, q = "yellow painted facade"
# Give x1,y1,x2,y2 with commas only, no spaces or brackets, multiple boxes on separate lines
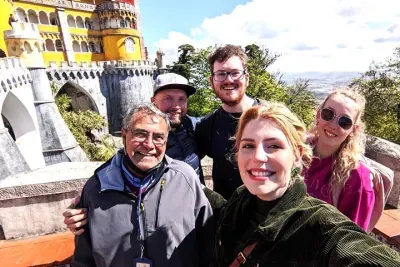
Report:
1,0,145,66
102,28,141,61
0,1,14,54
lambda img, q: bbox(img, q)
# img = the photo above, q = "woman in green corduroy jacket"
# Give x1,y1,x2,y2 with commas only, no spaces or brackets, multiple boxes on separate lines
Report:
211,102,400,267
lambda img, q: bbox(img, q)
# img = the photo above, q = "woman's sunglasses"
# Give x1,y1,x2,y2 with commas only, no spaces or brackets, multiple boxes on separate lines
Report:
320,108,353,130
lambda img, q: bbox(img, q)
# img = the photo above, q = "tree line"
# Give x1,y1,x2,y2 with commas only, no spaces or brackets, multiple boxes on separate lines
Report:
169,44,400,145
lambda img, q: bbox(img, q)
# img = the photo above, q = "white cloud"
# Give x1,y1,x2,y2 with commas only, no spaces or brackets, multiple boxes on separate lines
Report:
153,0,400,72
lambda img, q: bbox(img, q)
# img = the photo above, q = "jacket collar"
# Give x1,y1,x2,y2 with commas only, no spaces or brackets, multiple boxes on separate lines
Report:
96,149,172,192
222,180,307,242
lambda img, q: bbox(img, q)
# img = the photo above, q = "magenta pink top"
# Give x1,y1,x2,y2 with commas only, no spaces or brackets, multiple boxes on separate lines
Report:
304,156,375,231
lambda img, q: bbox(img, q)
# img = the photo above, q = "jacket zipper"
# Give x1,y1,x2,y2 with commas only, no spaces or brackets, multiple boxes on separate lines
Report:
140,201,146,240
154,178,166,228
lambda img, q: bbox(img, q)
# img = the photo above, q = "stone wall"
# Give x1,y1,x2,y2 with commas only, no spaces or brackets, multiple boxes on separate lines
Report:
0,162,101,239
365,136,400,208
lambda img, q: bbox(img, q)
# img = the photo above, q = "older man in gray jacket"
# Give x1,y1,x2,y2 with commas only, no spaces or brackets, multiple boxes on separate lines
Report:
72,104,214,267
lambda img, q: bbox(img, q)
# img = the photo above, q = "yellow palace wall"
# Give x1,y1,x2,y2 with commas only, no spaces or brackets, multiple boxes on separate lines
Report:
0,1,14,54
1,0,144,65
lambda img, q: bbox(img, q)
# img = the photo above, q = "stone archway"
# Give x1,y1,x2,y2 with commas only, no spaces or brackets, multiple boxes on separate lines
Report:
2,115,15,140
1,91,41,171
56,81,99,113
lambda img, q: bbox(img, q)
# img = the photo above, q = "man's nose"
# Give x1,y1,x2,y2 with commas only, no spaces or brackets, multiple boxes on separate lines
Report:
225,73,235,83
142,135,155,149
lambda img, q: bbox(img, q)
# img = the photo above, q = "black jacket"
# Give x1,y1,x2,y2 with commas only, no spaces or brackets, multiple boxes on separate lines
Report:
167,115,204,183
212,180,400,266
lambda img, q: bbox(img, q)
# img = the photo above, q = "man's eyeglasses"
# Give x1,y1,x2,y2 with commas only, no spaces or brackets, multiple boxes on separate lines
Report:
320,108,353,130
130,129,166,147
212,70,246,82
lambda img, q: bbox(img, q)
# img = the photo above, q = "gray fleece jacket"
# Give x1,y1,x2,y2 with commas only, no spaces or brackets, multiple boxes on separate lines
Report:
71,150,214,267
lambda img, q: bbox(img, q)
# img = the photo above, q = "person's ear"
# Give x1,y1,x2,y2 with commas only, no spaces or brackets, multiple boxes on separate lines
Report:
121,129,127,154
209,75,215,92
151,96,155,103
295,146,303,163
315,109,321,124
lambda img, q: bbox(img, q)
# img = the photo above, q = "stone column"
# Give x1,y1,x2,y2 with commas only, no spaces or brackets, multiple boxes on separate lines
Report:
56,8,75,63
0,128,29,182
29,67,88,165
106,66,155,134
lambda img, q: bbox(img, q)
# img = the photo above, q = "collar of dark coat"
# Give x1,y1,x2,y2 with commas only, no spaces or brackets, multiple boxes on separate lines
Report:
95,149,172,192
219,180,307,242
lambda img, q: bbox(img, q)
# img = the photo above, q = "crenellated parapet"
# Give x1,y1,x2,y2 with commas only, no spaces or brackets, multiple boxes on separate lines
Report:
4,22,41,40
46,59,156,82
0,57,32,94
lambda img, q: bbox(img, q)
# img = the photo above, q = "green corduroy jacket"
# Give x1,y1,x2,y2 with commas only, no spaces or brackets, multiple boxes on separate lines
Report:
211,181,400,267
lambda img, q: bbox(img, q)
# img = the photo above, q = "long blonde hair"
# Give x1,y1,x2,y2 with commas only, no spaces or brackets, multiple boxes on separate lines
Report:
309,89,366,189
234,102,313,183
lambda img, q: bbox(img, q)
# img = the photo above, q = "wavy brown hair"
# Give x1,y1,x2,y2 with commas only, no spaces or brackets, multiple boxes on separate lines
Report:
208,44,248,73
309,89,366,189
234,102,313,184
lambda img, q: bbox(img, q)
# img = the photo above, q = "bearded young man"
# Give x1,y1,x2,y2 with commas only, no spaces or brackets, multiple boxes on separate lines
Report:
195,44,267,200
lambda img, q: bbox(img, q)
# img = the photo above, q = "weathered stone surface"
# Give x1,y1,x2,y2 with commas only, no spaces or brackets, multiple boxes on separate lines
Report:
30,68,89,165
106,71,154,134
0,129,30,181
0,162,101,240
366,136,400,165
0,192,78,239
365,135,400,208
387,170,400,208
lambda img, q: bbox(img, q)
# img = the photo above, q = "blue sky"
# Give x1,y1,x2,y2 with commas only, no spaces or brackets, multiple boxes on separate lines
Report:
140,0,248,55
138,0,400,73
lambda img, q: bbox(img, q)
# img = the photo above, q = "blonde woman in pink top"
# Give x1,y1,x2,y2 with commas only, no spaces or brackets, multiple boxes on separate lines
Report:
304,89,374,231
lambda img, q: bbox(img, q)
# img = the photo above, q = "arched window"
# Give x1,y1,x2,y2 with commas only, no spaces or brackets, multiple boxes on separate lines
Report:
126,17,131,28
16,8,28,23
55,40,63,51
27,9,39,24
49,12,58,26
24,41,32,53
84,18,91,29
76,16,84,28
119,17,126,28
67,15,76,27
131,19,136,29
81,41,88,52
98,19,103,30
88,42,96,52
104,17,110,29
125,38,135,52
38,11,49,24
45,39,55,51
34,42,41,52
98,43,104,53
72,41,81,52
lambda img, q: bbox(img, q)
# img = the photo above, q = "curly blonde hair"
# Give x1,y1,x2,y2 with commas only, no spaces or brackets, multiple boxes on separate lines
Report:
234,102,313,184
309,89,366,189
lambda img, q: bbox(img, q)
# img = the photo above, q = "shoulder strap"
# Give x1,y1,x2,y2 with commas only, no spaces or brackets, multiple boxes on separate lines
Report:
229,242,258,267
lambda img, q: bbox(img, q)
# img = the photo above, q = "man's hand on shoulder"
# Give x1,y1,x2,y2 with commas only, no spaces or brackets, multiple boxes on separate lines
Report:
62,195,87,236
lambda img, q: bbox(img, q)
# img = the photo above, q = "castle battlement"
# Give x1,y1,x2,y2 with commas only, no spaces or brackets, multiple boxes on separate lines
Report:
48,60,156,69
0,57,32,92
4,22,41,40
